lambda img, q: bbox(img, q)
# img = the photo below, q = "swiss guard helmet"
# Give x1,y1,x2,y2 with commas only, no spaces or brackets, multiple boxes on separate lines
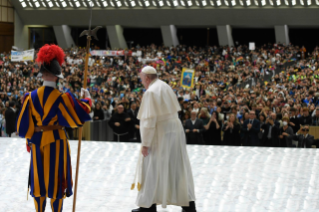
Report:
36,44,65,79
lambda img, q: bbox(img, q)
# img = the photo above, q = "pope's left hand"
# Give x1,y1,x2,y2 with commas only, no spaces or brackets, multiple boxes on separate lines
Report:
141,146,149,157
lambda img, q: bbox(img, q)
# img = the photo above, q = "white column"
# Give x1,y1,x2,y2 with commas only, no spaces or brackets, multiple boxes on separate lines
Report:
53,25,75,49
160,25,179,47
106,25,127,49
275,25,289,45
217,25,234,47
14,11,28,50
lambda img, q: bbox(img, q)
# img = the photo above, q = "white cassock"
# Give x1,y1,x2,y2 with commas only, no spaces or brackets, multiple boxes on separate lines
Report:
131,79,196,208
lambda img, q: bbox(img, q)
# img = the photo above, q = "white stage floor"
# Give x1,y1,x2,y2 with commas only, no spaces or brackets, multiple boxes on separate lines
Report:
1,138,319,212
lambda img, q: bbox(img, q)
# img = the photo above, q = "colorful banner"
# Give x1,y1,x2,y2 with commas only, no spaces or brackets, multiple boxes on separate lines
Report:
90,50,124,56
180,68,195,89
11,49,34,62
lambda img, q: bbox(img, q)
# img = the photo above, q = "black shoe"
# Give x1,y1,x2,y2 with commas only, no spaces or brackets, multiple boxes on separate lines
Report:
181,201,197,212
132,204,156,212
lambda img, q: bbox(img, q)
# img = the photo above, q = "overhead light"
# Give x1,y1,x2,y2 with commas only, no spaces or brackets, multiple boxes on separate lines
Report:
239,0,244,5
88,1,94,7
187,0,193,5
69,2,73,6
232,0,236,5
56,2,60,6
202,0,207,5
246,0,251,5
210,0,214,5
173,0,179,6
158,0,164,6
276,0,280,4
269,0,273,5
225,0,229,6
103,1,108,6
217,0,222,5
138,1,143,6
29,2,33,7
261,0,266,5
35,1,40,7
180,0,185,6
110,1,115,6
125,1,129,6
254,0,258,4
42,2,47,6
96,2,101,6
116,1,122,6
144,0,150,6
316,0,319,5
196,1,200,5
21,2,27,7
166,1,171,6
130,1,136,6
19,0,24,2
83,1,87,6
300,0,304,5
307,0,311,5
62,1,67,7
284,0,288,4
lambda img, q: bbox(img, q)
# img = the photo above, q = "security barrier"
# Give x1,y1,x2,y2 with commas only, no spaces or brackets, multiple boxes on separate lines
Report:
73,117,114,141
309,126,319,139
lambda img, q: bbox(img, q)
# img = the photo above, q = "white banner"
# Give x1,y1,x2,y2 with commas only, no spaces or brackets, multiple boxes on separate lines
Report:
11,49,34,62
249,42,255,50
90,50,124,56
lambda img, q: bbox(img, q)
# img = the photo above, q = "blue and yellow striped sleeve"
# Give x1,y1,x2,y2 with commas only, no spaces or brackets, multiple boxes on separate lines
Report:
16,93,35,140
57,92,92,128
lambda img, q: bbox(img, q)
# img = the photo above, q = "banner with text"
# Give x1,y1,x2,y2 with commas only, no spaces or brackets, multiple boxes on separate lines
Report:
11,49,35,62
90,50,125,57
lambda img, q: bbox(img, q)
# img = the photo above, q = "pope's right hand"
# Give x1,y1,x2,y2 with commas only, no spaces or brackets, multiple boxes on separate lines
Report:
141,146,149,157
115,122,120,127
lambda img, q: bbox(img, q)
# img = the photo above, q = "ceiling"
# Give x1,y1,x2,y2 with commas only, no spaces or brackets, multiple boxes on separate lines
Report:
11,0,319,27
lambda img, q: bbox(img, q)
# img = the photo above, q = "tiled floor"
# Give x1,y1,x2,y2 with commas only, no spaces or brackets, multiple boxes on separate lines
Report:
1,138,319,212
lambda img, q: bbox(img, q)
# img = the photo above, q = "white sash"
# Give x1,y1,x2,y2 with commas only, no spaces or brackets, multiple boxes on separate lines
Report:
131,150,143,191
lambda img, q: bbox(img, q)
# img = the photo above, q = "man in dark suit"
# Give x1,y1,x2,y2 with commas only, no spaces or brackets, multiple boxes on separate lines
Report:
299,107,312,125
284,125,314,148
289,107,300,133
261,114,280,147
127,102,140,142
108,104,131,142
242,110,260,146
5,101,17,137
184,111,205,144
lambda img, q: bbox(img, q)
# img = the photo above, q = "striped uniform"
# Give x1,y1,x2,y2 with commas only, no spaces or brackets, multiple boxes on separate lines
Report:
17,86,91,212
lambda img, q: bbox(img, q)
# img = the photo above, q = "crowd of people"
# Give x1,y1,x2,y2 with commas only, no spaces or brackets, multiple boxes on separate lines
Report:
1,42,319,147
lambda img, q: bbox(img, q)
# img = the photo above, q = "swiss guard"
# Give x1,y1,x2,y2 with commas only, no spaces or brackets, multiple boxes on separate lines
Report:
16,44,92,212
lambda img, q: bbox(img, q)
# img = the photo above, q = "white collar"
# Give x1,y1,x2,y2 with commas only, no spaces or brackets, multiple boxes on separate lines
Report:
43,81,56,88
149,79,157,87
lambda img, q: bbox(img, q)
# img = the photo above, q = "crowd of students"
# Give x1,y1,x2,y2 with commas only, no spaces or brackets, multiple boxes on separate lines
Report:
0,42,319,146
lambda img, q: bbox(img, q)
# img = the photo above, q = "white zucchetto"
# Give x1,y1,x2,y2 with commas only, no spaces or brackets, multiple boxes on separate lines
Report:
141,66,157,74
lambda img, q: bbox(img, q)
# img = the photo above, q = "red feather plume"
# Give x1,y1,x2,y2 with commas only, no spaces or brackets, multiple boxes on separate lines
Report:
36,44,65,66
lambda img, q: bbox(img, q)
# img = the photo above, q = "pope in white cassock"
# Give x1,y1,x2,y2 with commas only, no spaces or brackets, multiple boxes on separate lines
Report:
131,66,197,212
